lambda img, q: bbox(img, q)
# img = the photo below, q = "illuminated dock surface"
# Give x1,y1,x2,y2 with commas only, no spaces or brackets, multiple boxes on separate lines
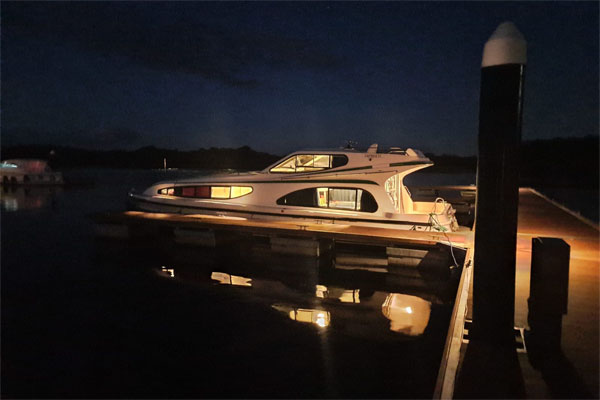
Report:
513,188,599,398
449,188,599,398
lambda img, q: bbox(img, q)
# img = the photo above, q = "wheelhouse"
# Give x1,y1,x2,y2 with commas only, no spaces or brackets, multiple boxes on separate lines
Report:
269,154,348,173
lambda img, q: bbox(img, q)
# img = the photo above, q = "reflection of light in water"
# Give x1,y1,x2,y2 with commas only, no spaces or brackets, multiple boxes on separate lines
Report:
211,271,252,287
272,304,331,328
315,312,328,328
160,266,175,277
316,284,328,298
315,285,360,303
0,187,59,211
381,293,431,336
338,289,360,303
2,198,18,211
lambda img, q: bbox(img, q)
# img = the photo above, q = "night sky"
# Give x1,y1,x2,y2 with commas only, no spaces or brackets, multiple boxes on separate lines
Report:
2,2,598,155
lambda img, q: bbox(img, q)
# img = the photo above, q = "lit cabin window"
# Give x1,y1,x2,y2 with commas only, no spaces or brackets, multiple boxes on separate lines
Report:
230,186,253,198
211,186,231,199
317,188,328,207
158,186,252,199
326,188,358,210
276,187,378,212
270,154,348,173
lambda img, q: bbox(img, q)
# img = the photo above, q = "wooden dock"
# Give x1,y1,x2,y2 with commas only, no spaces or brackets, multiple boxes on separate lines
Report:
513,188,599,398
437,188,599,398
92,210,473,251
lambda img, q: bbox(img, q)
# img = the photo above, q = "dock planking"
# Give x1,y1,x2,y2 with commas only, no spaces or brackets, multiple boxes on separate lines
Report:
514,188,599,398
458,188,599,398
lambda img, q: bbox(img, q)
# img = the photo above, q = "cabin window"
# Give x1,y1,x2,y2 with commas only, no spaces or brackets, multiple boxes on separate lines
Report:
270,154,348,173
276,188,316,207
385,174,401,212
158,185,252,199
195,186,210,198
230,186,252,198
317,188,328,207
276,187,378,212
182,187,195,197
270,156,296,173
331,155,348,168
211,186,231,199
326,188,357,210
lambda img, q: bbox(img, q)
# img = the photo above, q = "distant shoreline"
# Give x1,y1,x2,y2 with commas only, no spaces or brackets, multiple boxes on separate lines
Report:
2,136,597,188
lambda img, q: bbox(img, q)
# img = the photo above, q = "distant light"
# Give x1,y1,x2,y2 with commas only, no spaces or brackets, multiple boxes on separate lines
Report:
0,163,18,168
2,199,18,211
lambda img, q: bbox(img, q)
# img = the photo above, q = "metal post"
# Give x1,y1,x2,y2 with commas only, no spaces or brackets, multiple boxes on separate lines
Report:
528,237,570,352
472,22,527,344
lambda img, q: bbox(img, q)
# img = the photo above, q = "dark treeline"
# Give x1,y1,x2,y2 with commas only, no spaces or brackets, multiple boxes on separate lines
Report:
426,136,598,188
2,136,597,187
1,145,281,171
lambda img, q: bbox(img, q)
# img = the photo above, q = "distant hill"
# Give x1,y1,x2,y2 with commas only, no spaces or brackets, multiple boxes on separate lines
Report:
519,136,598,188
426,136,598,188
2,136,597,187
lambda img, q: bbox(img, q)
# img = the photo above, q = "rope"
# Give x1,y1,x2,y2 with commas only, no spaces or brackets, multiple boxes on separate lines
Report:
428,211,460,269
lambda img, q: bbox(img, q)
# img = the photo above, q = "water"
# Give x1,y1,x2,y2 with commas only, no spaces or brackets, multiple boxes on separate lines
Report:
2,168,459,398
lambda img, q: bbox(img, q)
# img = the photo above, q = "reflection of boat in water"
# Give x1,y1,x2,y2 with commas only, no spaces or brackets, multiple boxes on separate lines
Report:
211,271,252,287
1,159,63,186
129,144,459,231
382,293,431,336
272,304,331,328
0,185,62,211
153,260,438,338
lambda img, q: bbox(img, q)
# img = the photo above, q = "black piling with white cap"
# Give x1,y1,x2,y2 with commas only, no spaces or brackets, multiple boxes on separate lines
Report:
472,22,527,344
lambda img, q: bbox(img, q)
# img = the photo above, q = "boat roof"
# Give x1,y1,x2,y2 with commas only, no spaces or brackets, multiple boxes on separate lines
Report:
286,144,424,156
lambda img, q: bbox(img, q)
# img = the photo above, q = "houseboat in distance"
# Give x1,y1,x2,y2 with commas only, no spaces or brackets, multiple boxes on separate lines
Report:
129,144,459,232
1,159,63,186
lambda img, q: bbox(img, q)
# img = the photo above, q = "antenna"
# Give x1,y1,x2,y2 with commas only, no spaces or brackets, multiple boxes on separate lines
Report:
343,140,358,149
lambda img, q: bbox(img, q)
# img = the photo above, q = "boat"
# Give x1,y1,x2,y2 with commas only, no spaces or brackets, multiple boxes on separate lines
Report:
128,144,459,232
0,159,64,186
